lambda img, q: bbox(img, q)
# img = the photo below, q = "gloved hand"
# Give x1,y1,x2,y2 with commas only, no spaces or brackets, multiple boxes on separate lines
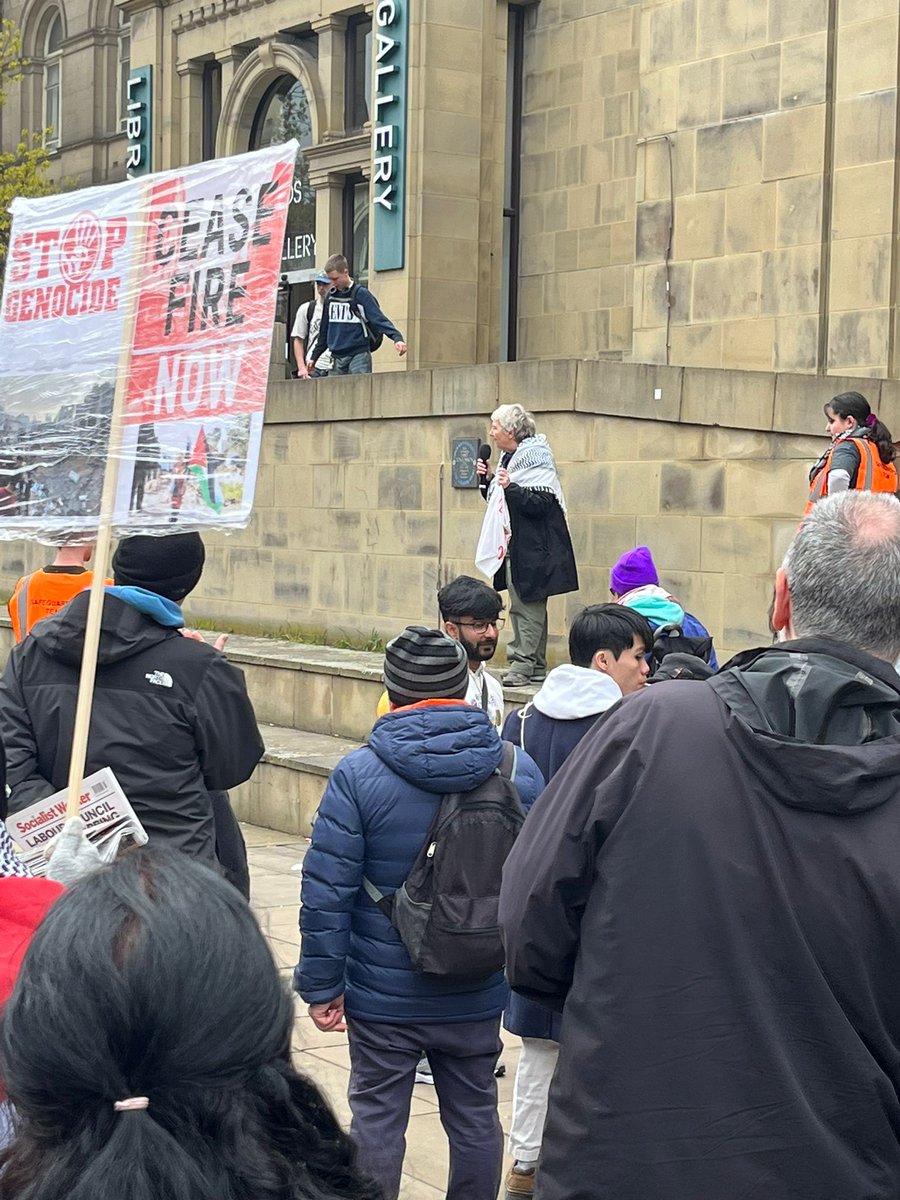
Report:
46,818,104,886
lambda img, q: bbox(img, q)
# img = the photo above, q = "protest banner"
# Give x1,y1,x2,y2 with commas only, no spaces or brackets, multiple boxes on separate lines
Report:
0,142,297,538
0,142,298,815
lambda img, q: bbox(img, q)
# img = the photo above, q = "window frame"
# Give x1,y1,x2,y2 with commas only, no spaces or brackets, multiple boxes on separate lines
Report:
43,12,63,152
344,14,372,133
202,59,222,159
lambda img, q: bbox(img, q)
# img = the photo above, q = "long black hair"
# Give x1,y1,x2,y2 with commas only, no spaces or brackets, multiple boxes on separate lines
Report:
0,849,379,1200
826,391,895,465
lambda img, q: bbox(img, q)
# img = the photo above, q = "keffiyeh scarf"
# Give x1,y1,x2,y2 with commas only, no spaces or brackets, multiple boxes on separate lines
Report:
506,434,568,515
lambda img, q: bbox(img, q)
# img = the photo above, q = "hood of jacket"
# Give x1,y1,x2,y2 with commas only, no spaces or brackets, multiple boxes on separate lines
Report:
30,589,179,669
368,701,503,794
532,663,623,719
619,584,684,626
709,637,900,815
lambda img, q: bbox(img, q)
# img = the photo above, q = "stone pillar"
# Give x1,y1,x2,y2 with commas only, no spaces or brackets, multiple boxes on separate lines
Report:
214,46,247,103
311,14,348,140
310,173,345,266
175,59,204,166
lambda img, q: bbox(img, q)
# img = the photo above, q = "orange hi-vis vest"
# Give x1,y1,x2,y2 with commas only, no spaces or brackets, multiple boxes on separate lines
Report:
804,437,898,516
8,569,97,642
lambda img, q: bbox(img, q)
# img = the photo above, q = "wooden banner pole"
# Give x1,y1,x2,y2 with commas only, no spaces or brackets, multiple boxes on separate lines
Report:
65,193,148,820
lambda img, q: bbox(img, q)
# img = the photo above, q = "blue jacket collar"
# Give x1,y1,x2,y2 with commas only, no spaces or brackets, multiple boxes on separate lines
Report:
105,586,184,628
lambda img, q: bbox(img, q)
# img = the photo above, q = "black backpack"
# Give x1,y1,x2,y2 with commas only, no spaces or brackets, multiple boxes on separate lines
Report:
347,283,384,352
362,742,524,980
650,622,713,674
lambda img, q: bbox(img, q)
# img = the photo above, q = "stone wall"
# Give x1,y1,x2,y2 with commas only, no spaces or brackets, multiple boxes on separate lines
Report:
3,360,892,666
633,0,900,375
518,0,641,362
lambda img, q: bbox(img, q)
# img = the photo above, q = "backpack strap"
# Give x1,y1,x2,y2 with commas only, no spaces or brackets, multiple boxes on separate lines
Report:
499,739,517,782
347,283,371,339
302,299,316,352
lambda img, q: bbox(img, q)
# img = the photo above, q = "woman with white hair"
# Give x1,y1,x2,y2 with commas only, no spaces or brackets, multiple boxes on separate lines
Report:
477,404,578,688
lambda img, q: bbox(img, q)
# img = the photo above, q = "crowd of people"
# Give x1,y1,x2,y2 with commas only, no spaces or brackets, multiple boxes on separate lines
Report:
0,385,895,1200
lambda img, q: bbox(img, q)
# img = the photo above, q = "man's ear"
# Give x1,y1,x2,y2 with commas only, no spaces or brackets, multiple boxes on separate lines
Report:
592,649,611,674
772,567,793,636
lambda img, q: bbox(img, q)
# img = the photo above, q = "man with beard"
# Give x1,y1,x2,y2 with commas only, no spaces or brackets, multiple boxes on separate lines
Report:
438,576,506,727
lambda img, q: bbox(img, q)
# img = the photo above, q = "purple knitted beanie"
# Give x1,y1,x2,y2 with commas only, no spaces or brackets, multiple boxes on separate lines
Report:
610,546,659,595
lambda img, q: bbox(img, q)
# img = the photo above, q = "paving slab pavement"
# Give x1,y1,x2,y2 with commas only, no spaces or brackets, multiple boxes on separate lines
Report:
245,822,522,1199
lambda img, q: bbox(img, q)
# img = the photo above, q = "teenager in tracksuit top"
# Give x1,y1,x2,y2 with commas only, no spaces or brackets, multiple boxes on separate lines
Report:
306,253,407,375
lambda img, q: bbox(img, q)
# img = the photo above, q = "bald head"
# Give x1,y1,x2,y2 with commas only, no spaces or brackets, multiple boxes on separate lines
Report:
780,491,900,662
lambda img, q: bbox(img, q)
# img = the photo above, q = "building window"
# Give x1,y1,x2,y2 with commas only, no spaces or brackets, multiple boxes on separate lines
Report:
345,15,372,132
342,173,369,286
202,60,222,159
43,13,63,151
250,74,315,280
500,6,525,362
117,11,130,130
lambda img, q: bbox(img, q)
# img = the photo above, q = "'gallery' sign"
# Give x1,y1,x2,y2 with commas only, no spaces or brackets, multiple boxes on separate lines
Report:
372,0,408,272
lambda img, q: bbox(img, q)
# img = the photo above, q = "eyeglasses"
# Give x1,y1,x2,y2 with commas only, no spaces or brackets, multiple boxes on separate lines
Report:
455,619,505,634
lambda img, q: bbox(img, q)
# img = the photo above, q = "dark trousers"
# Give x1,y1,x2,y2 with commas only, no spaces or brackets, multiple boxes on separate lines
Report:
347,1015,503,1200
211,792,250,899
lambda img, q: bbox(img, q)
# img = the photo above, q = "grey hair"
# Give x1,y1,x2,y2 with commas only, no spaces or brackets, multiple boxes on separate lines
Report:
491,404,536,443
783,491,900,662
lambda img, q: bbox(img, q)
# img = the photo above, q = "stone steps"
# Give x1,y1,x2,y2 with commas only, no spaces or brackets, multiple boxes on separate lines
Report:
0,614,536,836
222,633,535,834
231,724,363,836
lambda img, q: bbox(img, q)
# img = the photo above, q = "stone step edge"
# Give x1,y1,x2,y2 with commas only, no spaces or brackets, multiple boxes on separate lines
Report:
259,723,363,776
0,611,540,699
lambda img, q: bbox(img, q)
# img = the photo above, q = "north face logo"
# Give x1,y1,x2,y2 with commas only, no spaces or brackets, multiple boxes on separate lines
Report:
145,670,173,688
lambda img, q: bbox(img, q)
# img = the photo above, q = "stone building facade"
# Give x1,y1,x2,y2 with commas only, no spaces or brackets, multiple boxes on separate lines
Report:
2,0,899,376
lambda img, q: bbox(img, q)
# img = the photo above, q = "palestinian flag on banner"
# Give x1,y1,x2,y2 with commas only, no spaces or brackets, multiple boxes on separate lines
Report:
187,428,223,513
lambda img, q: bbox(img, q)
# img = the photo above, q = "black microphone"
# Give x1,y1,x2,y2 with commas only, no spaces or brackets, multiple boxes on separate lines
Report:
478,443,491,464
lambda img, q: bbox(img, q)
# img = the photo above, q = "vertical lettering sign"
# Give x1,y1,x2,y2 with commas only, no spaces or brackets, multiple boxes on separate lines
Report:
125,66,152,179
372,0,408,271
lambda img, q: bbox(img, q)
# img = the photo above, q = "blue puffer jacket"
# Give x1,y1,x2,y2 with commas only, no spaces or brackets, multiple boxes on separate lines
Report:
295,701,544,1024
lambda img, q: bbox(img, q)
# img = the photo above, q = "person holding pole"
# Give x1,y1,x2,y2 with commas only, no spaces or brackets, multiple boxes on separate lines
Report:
0,533,263,865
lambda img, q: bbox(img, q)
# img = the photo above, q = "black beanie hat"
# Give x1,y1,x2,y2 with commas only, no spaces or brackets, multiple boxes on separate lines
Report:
383,626,470,706
112,533,205,602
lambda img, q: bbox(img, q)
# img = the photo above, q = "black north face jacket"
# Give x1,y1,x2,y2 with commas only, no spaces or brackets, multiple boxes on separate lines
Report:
501,638,900,1200
0,591,263,861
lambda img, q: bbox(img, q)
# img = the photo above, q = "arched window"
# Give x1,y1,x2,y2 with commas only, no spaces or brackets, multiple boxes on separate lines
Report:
250,75,315,279
43,12,62,150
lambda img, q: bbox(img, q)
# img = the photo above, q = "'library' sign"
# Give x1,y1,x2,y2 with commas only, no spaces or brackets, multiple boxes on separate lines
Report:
125,66,153,178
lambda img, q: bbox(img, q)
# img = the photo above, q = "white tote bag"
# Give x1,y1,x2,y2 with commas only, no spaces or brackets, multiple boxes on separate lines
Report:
475,483,511,581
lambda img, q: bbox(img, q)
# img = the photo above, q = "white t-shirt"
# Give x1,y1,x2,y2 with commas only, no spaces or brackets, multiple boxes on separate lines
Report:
291,298,333,372
467,664,504,728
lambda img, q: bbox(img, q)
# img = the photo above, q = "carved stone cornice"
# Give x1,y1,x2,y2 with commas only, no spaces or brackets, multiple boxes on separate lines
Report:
305,130,370,188
174,0,262,35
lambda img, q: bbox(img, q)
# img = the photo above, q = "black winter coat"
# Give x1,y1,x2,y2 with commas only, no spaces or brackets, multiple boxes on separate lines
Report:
501,639,900,1200
484,470,578,603
0,592,263,861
